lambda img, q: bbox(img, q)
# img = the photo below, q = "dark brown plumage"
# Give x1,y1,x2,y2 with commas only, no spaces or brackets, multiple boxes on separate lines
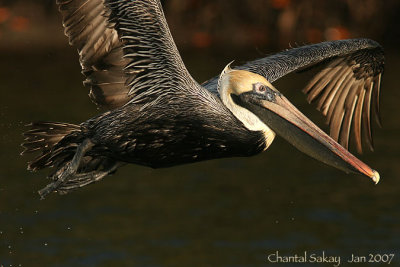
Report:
22,0,384,198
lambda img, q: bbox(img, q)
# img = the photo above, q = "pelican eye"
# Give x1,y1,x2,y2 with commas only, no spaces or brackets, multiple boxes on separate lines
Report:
253,83,277,102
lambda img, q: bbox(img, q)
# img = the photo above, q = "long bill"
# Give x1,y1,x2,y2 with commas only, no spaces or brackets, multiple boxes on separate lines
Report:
238,92,380,184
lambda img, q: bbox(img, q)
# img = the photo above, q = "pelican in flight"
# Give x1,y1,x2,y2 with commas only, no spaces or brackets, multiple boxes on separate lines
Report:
22,0,384,198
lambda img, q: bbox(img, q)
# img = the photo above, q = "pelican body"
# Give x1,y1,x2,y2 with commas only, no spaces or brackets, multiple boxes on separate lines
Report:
22,0,384,198
82,87,267,168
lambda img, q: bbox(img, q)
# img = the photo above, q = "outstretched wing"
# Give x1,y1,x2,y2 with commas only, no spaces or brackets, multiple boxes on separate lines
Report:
57,0,199,109
57,0,128,108
203,39,384,153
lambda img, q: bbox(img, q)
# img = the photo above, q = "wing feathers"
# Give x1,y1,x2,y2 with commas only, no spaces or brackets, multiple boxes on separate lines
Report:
353,88,365,153
320,66,352,115
362,80,374,150
372,74,382,127
325,70,351,122
104,0,200,104
339,93,357,149
303,58,343,96
57,0,131,108
303,47,384,153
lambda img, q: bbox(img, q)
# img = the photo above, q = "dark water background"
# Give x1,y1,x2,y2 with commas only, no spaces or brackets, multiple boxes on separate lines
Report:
0,46,399,266
0,5,399,264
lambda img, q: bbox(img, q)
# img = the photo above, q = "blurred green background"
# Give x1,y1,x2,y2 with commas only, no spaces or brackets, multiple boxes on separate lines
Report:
0,0,399,266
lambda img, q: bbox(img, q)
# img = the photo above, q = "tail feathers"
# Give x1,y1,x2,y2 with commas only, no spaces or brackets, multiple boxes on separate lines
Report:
21,122,81,171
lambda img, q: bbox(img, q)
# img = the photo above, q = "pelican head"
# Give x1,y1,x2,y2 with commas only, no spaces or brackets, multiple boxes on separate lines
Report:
218,63,277,149
218,64,379,183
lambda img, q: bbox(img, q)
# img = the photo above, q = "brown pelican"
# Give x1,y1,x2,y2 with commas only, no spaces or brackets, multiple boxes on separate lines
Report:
22,0,384,198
